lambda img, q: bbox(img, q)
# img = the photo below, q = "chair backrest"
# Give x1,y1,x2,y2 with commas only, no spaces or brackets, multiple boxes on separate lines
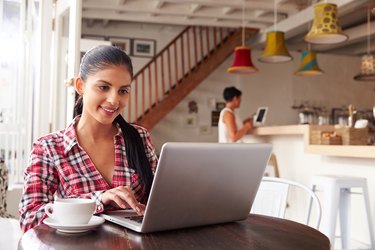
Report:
264,153,280,177
250,177,321,229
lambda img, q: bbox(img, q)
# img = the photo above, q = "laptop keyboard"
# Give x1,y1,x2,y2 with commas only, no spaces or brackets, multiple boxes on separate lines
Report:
125,215,144,223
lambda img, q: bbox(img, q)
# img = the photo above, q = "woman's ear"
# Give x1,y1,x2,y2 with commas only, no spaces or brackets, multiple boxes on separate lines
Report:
75,77,84,95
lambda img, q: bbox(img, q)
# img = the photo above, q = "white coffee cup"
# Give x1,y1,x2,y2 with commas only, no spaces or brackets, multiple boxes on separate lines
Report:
45,198,96,225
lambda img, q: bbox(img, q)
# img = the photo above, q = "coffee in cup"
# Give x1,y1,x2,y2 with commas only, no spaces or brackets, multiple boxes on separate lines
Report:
45,198,96,225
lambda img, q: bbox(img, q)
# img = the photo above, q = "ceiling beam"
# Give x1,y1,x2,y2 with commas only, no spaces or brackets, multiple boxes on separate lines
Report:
315,21,375,52
82,10,268,29
83,1,298,17
155,1,165,9
190,4,202,13
326,42,375,56
158,0,299,15
82,6,275,26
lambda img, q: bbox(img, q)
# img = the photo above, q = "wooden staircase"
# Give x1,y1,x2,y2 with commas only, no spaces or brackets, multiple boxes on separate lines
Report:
125,26,258,130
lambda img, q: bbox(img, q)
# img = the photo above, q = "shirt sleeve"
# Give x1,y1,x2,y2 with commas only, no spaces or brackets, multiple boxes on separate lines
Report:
18,141,58,232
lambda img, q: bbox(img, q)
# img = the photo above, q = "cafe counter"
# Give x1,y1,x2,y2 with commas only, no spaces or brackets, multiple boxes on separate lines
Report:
245,125,375,159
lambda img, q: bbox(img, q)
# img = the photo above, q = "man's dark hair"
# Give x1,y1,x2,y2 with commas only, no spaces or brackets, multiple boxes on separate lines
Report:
223,86,242,102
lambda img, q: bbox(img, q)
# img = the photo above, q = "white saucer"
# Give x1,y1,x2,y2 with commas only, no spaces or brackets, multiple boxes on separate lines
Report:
44,216,105,233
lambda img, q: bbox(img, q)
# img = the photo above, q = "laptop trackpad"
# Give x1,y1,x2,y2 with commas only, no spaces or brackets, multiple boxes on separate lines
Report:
105,209,144,223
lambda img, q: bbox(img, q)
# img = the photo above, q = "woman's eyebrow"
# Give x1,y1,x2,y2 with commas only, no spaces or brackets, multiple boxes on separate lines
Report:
96,80,131,88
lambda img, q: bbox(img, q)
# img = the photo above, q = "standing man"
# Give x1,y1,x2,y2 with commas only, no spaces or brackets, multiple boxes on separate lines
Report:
218,86,253,143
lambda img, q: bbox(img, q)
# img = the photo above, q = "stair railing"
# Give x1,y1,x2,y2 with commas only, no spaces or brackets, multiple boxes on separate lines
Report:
126,26,236,123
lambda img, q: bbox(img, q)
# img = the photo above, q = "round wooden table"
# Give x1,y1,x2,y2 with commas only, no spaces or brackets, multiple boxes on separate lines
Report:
18,214,330,250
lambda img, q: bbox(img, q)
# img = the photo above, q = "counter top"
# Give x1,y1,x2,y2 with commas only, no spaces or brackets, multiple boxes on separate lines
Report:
251,125,308,136
248,125,375,159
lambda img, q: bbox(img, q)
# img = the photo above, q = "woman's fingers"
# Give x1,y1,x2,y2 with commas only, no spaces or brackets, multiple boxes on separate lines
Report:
102,186,145,215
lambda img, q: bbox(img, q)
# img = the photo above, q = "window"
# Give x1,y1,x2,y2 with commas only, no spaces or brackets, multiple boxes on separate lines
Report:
0,0,40,185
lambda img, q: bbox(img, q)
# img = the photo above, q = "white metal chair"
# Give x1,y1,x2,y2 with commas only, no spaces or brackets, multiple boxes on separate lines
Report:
250,177,322,229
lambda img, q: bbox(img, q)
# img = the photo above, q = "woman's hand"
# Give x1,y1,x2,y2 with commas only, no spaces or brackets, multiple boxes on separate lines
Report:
243,117,253,130
101,186,145,215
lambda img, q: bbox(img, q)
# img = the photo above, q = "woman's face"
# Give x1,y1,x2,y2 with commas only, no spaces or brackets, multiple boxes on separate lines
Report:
79,65,132,125
233,95,242,108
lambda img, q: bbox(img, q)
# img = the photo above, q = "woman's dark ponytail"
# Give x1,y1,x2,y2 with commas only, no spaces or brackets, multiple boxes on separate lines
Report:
114,115,154,197
73,96,83,118
74,45,154,198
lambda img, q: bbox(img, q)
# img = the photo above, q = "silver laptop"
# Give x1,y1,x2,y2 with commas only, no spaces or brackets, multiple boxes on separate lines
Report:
100,142,272,233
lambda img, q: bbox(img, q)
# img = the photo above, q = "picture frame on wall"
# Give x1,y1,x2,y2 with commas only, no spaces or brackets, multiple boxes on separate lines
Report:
109,37,132,55
132,39,156,57
82,34,107,41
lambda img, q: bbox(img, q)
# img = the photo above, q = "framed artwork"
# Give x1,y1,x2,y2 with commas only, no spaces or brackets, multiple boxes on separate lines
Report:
110,37,131,54
216,102,225,111
132,39,156,57
82,34,107,40
182,113,198,128
211,110,220,127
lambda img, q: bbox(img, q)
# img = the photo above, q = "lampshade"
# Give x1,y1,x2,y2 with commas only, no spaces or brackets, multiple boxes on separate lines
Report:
353,55,375,81
305,3,348,44
295,50,323,76
227,46,258,74
258,31,293,63
353,8,375,81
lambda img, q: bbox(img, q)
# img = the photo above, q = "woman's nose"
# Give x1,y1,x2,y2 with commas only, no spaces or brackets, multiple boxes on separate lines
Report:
107,91,119,105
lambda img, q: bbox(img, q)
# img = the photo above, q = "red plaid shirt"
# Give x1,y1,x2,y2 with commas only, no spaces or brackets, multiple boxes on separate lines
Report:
19,116,158,232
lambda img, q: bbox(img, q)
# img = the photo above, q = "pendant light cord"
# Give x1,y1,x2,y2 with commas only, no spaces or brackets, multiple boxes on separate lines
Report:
274,0,277,31
242,0,245,46
367,7,371,55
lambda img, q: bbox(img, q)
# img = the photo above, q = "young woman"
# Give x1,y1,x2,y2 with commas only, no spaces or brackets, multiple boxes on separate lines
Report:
19,45,158,232
218,86,253,143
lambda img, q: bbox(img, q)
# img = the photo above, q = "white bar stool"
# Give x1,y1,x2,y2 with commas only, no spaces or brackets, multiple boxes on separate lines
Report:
307,175,375,250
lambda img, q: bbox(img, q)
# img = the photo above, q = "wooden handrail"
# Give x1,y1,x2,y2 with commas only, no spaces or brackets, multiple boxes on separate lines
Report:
127,25,239,124
133,26,190,80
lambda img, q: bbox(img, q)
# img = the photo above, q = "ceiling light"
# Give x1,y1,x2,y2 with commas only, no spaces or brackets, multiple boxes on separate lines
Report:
227,0,258,74
354,7,375,81
305,3,348,44
295,50,323,76
258,0,292,63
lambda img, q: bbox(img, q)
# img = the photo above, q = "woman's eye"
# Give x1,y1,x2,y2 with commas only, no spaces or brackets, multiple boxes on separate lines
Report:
98,86,109,91
120,88,130,95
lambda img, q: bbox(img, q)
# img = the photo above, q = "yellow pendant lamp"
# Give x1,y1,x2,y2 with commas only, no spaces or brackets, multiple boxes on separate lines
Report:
258,0,292,63
259,31,293,63
295,50,323,76
354,8,375,81
227,0,258,74
305,3,348,44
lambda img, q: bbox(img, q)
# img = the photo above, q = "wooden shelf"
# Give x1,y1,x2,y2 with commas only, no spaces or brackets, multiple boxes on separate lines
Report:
305,145,375,158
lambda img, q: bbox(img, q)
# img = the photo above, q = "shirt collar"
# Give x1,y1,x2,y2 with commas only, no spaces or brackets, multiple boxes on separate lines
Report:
63,116,123,155
63,116,81,155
